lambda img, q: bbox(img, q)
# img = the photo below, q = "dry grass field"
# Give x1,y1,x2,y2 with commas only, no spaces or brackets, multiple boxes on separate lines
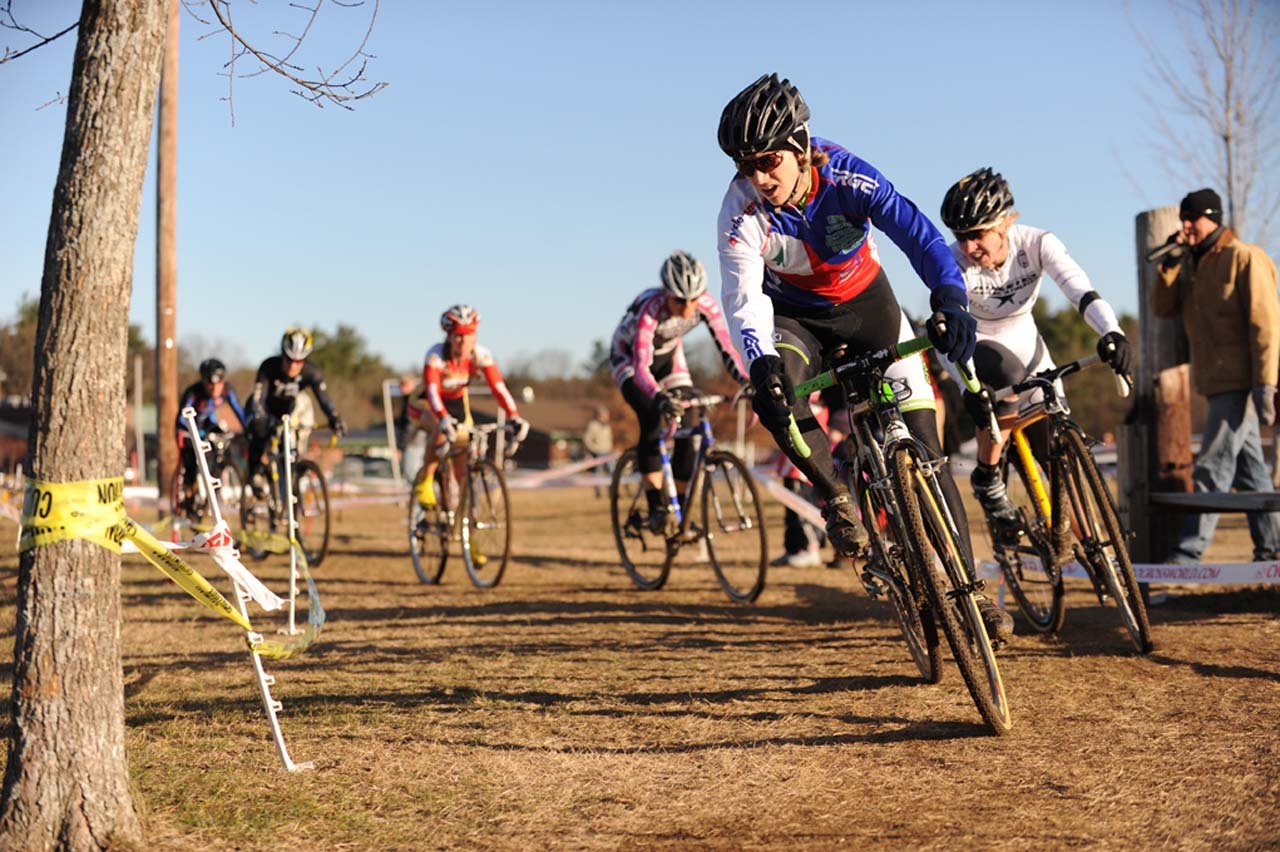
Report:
1,486,1278,849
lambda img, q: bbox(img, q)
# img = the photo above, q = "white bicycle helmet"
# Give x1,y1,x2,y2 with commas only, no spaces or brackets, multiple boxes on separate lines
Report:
659,250,707,300
281,327,314,360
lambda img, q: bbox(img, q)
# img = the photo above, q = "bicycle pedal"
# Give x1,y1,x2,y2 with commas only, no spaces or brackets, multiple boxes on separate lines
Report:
859,571,885,599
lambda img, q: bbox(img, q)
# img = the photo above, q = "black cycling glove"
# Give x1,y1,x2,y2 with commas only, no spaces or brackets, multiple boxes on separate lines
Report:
749,355,795,430
927,287,977,365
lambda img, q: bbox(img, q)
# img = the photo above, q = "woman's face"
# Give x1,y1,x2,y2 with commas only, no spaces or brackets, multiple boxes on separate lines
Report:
738,150,802,207
665,292,698,319
954,221,1010,270
284,358,305,378
448,331,476,360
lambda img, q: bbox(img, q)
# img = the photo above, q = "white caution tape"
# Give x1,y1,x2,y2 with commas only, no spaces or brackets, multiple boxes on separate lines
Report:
979,557,1280,585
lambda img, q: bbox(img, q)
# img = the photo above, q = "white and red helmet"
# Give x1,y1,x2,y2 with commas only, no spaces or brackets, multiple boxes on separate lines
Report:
440,304,479,334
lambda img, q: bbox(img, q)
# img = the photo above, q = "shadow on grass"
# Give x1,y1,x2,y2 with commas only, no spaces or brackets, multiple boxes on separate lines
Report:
126,671,994,745
1146,655,1279,682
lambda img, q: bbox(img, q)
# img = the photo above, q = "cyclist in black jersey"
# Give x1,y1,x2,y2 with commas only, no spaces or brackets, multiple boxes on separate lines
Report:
245,327,346,488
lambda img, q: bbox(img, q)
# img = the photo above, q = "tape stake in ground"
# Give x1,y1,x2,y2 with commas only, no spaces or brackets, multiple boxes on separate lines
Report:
19,477,249,629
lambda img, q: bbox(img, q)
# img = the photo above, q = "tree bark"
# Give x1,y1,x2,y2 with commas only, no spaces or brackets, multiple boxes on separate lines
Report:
0,1,166,849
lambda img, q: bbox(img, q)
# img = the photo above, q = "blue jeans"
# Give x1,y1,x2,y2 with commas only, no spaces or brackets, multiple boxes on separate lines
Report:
1172,389,1280,561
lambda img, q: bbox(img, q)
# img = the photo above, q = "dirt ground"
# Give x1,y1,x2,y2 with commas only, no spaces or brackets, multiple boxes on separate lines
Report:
1,486,1278,850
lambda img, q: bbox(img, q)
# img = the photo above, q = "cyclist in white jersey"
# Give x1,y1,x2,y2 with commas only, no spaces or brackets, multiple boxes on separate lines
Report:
940,168,1131,538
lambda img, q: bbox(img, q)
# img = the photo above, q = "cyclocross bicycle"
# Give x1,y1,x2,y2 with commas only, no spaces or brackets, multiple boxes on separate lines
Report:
609,393,768,604
241,416,332,566
170,430,245,530
409,419,526,589
792,330,1012,734
987,354,1153,653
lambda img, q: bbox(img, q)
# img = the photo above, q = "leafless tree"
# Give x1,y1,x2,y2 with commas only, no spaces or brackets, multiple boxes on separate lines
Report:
0,1,385,847
0,4,166,847
1131,0,1280,244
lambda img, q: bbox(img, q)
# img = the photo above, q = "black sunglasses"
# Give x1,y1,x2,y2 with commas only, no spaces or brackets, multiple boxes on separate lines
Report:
953,227,990,242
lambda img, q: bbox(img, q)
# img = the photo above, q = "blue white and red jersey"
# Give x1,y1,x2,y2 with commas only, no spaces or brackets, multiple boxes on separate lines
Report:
717,135,966,365
609,288,747,398
176,381,246,441
423,342,519,418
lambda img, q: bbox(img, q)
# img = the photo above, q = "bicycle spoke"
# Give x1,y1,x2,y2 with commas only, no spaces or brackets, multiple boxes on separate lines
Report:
702,451,767,603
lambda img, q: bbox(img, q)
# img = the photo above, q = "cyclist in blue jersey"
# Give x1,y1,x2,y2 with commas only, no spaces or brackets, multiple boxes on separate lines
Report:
716,73,1010,640
175,358,246,507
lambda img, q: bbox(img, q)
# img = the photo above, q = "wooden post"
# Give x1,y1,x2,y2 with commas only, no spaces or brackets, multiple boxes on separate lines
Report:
155,0,179,506
1119,205,1192,563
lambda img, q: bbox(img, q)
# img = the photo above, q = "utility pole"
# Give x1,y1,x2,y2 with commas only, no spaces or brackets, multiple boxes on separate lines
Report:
155,0,179,505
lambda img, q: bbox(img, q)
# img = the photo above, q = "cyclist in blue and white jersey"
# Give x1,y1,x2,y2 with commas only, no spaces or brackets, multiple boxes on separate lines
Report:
716,73,1010,640
939,168,1131,540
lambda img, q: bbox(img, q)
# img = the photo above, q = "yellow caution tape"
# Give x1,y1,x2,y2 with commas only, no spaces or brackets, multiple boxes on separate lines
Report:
19,477,249,630
18,476,129,552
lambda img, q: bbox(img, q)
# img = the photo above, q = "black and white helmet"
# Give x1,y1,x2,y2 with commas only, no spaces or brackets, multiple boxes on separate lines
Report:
281,327,314,360
659,250,707,300
717,73,811,161
199,358,226,383
940,167,1015,232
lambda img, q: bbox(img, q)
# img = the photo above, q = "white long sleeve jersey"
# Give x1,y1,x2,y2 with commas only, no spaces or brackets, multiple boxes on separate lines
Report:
951,223,1121,341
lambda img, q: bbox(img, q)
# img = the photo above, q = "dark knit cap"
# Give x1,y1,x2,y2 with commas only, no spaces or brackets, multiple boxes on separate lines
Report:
1180,188,1223,224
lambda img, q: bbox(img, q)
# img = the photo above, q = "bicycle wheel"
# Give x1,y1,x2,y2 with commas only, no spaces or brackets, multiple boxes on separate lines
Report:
293,460,331,566
239,478,273,561
1062,428,1154,654
214,461,243,526
894,445,1012,734
408,467,448,584
701,449,767,603
461,459,510,588
999,446,1065,633
609,448,673,591
857,473,942,683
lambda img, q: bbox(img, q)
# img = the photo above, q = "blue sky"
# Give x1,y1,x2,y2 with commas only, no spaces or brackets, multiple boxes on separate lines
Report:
0,0,1260,375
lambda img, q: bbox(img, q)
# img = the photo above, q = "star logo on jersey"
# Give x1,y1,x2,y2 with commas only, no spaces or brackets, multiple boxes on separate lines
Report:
825,215,862,254
995,291,1019,307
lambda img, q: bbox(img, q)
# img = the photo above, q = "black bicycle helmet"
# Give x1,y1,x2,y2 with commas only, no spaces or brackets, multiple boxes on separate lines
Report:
659,250,707,300
199,358,226,383
717,73,811,160
940,167,1015,232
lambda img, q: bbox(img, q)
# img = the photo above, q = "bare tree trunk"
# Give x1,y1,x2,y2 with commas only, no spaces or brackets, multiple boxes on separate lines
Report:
156,0,179,504
0,1,166,849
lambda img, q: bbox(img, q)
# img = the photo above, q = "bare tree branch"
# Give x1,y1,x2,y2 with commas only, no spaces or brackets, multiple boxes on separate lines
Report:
1128,0,1280,246
198,0,387,115
0,1,77,65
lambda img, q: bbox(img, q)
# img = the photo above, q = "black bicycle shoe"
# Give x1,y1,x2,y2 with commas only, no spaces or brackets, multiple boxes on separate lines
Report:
975,594,1015,644
822,491,868,557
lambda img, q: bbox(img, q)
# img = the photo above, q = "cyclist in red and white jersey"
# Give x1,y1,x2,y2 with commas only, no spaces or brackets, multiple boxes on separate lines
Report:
940,168,1131,540
610,250,748,527
408,304,528,509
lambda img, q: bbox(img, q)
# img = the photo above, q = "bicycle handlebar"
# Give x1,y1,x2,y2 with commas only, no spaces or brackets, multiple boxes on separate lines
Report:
992,353,1133,406
783,333,986,457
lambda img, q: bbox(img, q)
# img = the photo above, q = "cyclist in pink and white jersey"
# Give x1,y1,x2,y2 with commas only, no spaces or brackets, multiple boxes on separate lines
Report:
609,250,748,527
408,304,528,509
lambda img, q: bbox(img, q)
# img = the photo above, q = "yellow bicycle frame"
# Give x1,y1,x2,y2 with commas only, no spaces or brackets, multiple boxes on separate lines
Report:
1007,410,1053,522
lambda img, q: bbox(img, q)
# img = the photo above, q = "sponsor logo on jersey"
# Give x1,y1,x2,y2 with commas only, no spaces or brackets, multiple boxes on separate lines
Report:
825,214,864,254
741,326,763,360
726,201,759,248
830,169,879,195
